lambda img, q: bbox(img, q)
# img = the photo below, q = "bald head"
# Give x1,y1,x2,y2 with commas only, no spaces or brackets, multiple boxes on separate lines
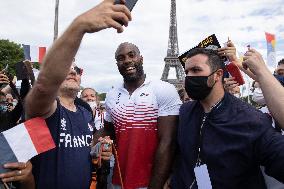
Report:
115,42,140,59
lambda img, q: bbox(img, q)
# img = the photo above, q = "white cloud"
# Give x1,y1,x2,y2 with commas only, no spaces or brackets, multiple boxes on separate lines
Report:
0,0,283,92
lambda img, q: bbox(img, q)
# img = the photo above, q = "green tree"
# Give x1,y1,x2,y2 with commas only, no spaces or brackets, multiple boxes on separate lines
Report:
0,39,24,76
98,93,106,101
240,95,260,108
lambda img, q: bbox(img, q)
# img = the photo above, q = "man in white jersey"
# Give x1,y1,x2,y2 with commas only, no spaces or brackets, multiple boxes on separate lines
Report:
94,42,182,189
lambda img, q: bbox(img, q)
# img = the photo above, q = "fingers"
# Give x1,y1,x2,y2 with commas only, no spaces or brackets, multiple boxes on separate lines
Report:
111,11,130,27
3,162,26,170
0,169,25,182
0,162,31,183
218,48,236,59
0,74,9,84
218,47,235,52
224,77,239,91
226,40,235,47
112,4,132,21
107,19,124,33
225,80,238,86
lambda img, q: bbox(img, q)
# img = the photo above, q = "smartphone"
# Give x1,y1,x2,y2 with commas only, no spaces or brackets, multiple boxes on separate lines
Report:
1,64,8,73
15,61,29,80
114,0,139,25
115,0,139,11
0,64,13,88
226,63,245,85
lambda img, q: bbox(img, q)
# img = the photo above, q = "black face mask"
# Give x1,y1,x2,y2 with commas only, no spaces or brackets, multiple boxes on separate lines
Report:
184,71,217,100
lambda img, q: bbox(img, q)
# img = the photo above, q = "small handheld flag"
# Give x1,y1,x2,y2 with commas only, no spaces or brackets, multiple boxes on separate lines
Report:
0,118,55,173
22,45,46,64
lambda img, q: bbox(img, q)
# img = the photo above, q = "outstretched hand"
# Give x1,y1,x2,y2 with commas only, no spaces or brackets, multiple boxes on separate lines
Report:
243,48,268,76
75,0,131,34
218,40,238,62
0,73,9,86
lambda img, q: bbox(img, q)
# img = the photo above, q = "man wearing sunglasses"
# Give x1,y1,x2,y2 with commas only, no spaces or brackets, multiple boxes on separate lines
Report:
0,0,132,188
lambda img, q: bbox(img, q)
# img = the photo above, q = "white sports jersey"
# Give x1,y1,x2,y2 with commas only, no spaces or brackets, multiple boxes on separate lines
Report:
105,78,181,127
104,78,181,188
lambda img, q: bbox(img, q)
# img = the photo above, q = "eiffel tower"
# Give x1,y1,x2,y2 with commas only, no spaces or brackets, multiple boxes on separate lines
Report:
161,0,185,89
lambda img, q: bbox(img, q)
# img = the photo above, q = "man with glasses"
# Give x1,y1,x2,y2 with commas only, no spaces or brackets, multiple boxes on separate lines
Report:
0,0,131,188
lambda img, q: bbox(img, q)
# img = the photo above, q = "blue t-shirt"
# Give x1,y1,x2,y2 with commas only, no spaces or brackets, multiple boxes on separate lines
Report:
171,93,284,189
32,101,95,189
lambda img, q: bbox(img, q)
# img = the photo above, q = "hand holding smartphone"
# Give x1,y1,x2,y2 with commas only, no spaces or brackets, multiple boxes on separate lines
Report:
114,0,139,25
226,63,245,85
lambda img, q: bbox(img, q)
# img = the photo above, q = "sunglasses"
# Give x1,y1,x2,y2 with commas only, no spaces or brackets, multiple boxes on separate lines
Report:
71,66,83,75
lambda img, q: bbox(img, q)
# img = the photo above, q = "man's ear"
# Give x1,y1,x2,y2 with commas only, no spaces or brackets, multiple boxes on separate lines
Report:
215,69,224,82
140,55,143,64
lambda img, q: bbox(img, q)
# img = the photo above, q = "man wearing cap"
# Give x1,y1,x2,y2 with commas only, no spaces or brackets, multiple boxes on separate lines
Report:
171,48,284,189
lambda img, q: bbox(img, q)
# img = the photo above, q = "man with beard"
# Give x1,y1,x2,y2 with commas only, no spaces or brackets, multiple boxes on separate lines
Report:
94,42,181,189
171,48,284,189
3,0,131,188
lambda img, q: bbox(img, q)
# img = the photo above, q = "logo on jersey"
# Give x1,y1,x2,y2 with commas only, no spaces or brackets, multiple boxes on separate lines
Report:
140,93,149,97
116,92,122,104
61,118,67,131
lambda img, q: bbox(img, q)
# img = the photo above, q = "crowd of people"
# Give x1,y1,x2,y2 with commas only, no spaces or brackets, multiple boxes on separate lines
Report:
1,0,284,188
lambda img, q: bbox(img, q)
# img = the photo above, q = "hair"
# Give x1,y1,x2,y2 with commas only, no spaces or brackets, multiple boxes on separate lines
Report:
115,42,141,59
81,87,96,97
80,87,100,105
278,58,284,66
186,48,225,72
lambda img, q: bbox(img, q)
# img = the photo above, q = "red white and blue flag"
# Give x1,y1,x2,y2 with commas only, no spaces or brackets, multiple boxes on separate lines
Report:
265,32,276,68
23,44,46,63
0,118,55,173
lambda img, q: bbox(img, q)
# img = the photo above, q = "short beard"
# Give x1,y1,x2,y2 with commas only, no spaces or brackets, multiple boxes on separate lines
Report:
59,85,80,99
122,64,144,82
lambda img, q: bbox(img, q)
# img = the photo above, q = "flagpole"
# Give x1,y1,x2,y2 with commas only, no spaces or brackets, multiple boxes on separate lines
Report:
53,0,59,41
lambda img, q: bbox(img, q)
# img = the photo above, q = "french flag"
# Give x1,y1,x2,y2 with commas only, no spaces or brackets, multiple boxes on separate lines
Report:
0,118,55,173
23,44,46,63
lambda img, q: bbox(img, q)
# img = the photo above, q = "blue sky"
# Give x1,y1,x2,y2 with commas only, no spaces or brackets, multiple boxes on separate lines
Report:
0,0,283,93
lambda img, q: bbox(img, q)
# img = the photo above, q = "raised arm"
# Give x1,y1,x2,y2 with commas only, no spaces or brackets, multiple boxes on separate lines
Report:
243,49,284,128
218,40,257,81
25,0,131,119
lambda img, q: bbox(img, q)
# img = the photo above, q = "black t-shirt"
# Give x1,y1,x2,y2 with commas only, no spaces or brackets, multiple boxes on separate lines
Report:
32,101,95,189
0,102,23,132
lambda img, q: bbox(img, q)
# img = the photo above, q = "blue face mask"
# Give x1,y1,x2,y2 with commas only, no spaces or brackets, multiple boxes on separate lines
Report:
274,74,284,87
0,104,7,112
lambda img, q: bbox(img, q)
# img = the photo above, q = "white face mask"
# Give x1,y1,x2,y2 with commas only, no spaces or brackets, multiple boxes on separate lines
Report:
233,93,241,98
87,101,97,110
252,88,266,105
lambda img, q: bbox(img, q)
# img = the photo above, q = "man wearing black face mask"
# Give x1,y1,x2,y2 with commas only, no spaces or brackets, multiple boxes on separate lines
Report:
171,48,284,189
